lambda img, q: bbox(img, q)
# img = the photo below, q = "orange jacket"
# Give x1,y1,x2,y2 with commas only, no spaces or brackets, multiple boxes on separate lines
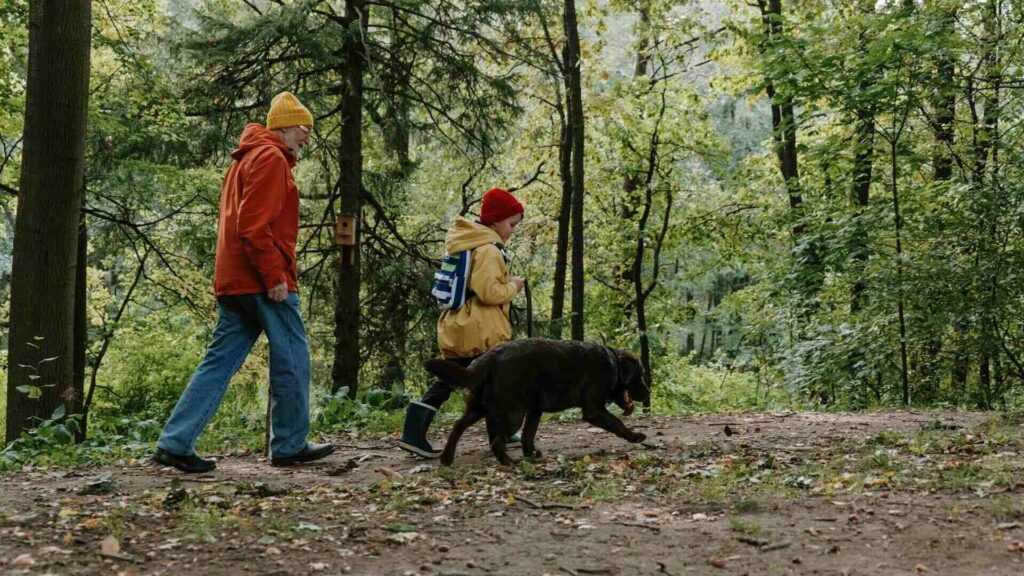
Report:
213,124,299,296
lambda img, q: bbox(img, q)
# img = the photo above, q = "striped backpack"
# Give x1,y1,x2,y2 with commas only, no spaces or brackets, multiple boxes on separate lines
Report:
431,249,473,310
431,243,508,310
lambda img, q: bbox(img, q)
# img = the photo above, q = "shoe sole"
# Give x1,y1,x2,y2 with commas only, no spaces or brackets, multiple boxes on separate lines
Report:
152,455,216,474
397,441,441,459
270,448,336,467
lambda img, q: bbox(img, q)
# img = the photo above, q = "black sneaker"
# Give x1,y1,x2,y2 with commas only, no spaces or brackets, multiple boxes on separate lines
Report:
270,442,335,467
153,448,216,474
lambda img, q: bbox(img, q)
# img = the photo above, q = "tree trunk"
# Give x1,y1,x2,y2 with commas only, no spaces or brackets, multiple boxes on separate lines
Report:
889,116,911,406
564,0,586,341
332,0,367,398
72,215,87,441
375,11,414,393
549,104,572,339
6,0,92,443
684,290,695,355
756,0,820,310
924,4,957,400
975,0,1002,410
848,75,875,312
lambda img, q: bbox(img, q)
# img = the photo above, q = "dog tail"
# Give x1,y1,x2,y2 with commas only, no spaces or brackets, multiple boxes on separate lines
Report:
423,358,486,390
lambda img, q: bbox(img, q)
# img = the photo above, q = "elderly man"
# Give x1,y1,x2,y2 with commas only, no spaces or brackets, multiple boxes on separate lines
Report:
153,91,334,473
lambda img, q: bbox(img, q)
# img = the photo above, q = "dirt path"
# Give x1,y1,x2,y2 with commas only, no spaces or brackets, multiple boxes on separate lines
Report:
3,410,1024,575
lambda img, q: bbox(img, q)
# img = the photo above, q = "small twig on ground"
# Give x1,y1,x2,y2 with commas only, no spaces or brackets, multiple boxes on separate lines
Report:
97,551,141,564
657,561,677,576
151,473,220,483
616,521,661,532
515,494,580,510
474,528,503,543
736,536,770,547
760,541,792,552
559,567,579,576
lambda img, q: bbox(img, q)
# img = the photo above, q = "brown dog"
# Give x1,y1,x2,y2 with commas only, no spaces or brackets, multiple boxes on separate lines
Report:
424,338,651,466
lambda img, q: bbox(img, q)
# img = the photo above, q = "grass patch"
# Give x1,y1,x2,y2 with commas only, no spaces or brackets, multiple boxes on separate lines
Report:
987,496,1024,523
733,498,765,514
180,504,242,544
728,516,764,537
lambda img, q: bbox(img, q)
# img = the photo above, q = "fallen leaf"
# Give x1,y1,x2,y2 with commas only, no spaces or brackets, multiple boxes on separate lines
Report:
297,521,322,532
100,535,121,557
79,475,116,495
80,517,104,531
387,532,421,545
309,562,329,571
707,558,727,569
915,563,929,573
11,554,35,567
376,467,402,480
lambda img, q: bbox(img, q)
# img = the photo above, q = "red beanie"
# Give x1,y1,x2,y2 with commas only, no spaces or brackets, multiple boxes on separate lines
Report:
479,187,524,225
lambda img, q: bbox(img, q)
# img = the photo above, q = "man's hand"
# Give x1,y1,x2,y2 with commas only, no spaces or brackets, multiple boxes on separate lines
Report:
268,282,289,302
511,276,526,294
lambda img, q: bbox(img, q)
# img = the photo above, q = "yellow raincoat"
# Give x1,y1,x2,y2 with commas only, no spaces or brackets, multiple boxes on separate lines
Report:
437,217,518,358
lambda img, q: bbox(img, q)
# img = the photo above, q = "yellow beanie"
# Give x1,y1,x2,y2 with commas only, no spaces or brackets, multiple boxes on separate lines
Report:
266,91,314,130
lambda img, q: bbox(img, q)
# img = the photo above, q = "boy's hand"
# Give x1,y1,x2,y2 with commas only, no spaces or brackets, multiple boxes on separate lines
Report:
511,276,526,293
268,282,289,302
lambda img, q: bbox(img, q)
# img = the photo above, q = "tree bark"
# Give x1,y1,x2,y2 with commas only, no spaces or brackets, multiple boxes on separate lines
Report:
332,0,367,398
563,0,586,341
922,4,957,401
756,0,820,310
72,215,87,441
848,71,875,312
975,0,1002,408
549,102,572,339
6,0,92,442
374,9,414,393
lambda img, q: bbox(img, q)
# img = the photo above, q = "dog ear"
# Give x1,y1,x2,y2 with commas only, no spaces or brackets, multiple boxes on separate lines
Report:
615,350,650,403
614,350,638,386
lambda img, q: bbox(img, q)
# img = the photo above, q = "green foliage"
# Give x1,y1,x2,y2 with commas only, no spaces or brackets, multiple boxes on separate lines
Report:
311,388,404,436
651,354,802,414
7,0,1024,468
0,408,159,471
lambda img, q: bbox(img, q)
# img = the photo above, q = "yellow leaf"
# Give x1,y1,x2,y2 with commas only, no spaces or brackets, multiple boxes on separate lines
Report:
58,508,79,519
79,517,103,531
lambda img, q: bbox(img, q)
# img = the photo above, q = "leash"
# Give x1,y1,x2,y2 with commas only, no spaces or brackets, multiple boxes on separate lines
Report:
524,278,533,337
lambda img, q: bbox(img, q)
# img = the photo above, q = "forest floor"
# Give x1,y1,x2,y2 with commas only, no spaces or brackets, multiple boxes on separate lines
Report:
2,410,1024,575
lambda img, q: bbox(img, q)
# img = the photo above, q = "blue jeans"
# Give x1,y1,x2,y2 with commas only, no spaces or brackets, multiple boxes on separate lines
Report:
157,293,311,459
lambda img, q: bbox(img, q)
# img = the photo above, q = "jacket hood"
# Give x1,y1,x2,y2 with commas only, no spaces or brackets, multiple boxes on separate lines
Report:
230,123,295,166
445,216,501,254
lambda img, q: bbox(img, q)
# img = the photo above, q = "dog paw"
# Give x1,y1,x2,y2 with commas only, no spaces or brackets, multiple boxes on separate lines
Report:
629,432,647,443
440,453,455,467
524,448,543,460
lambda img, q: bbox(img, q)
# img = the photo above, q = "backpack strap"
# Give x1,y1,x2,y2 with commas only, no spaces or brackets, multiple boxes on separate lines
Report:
464,242,510,301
